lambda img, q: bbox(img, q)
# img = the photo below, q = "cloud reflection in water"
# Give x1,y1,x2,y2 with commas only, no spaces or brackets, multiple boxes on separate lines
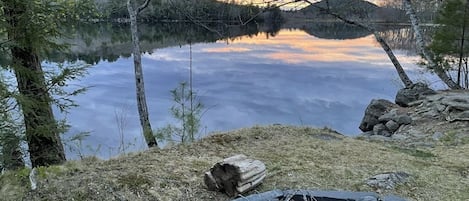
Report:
65,29,424,158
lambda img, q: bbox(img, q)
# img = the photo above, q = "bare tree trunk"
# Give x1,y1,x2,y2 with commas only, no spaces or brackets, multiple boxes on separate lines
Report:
403,0,462,89
4,2,66,167
465,59,469,88
127,0,157,148
374,32,414,87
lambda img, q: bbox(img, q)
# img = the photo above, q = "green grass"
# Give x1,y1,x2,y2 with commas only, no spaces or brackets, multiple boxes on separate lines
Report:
391,146,436,159
1,125,468,201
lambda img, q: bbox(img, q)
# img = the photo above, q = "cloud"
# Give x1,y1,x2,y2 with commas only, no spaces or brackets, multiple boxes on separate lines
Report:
202,46,252,53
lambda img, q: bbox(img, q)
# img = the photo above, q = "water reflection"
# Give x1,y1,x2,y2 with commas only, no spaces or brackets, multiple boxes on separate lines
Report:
57,22,431,159
48,22,422,64
297,22,405,40
49,22,274,64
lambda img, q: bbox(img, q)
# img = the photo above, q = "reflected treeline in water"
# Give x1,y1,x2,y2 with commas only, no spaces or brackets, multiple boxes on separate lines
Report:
287,22,407,40
302,22,374,40
47,21,434,64
376,25,436,56
47,22,279,64
286,21,435,56
376,26,417,54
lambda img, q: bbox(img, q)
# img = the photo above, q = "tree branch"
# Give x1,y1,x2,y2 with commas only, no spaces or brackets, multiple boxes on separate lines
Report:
239,0,301,25
166,0,225,38
137,0,151,14
0,39,12,47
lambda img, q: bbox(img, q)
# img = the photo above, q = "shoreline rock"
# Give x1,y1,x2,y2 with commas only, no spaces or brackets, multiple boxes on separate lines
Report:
358,86,469,146
359,99,412,137
395,83,436,107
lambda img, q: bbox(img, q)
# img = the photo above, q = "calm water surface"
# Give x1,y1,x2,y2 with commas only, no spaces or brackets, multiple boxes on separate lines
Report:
60,24,431,158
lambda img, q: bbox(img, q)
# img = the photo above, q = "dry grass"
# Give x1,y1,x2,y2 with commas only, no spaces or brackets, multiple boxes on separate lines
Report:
1,125,469,201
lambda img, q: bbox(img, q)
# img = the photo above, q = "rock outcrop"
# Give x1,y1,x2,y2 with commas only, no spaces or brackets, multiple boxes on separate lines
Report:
359,100,412,137
359,89,469,146
409,90,469,122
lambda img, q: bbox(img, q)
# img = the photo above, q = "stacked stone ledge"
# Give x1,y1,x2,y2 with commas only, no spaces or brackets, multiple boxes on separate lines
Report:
360,100,413,137
359,82,469,138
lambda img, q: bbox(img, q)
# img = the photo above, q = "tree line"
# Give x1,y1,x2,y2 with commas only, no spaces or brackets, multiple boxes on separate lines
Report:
97,0,281,24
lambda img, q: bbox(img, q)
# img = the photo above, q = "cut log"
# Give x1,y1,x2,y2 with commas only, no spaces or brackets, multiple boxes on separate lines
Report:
204,154,266,197
204,171,219,191
238,170,266,187
236,173,266,193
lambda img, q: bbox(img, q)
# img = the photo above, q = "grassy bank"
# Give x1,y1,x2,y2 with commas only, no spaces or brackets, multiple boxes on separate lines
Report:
1,125,468,200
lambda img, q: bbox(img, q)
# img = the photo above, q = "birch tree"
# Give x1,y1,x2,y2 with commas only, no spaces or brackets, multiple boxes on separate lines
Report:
127,0,158,148
403,0,462,89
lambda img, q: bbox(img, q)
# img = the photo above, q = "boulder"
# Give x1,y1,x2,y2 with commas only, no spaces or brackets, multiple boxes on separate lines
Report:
360,99,396,132
373,123,390,136
395,83,436,107
385,120,400,132
396,115,412,125
378,109,399,122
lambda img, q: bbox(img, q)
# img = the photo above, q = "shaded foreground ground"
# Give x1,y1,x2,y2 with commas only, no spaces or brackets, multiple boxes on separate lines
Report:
1,125,468,200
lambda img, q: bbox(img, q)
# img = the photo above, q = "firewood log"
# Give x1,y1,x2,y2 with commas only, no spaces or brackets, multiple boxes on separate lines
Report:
204,154,266,197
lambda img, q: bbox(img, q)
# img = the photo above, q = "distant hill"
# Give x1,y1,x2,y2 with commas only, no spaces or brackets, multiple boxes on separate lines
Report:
290,0,407,22
302,0,378,13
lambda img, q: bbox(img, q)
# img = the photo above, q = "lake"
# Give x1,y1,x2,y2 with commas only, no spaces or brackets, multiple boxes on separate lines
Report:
54,22,437,158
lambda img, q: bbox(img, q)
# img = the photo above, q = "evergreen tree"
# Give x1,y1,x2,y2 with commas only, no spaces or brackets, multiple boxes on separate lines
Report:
0,0,94,167
0,74,24,170
430,0,469,88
